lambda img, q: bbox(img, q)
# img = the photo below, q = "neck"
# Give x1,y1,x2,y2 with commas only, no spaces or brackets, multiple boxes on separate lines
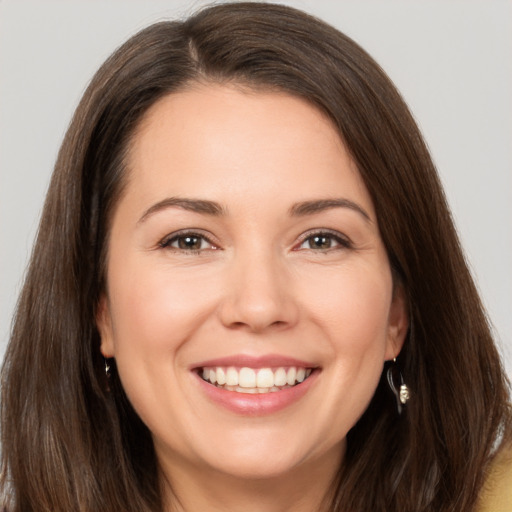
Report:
160,444,344,512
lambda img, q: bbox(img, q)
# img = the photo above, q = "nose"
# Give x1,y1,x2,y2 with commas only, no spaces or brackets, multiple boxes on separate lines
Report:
217,249,299,333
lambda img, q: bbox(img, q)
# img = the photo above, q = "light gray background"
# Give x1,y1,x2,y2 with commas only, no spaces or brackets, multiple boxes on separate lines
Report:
1,0,511,377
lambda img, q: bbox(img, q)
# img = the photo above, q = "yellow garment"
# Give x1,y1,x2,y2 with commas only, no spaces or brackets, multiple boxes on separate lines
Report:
477,448,512,512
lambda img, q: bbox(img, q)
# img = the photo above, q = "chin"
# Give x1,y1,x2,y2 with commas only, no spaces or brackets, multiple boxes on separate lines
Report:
206,455,305,481
191,429,326,481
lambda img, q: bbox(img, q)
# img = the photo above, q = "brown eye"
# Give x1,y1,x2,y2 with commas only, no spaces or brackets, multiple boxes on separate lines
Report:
177,235,203,251
297,231,351,251
307,235,333,250
161,232,216,252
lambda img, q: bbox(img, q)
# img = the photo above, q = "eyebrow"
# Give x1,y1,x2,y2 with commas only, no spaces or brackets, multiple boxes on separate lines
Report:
138,197,225,224
289,198,371,222
137,196,371,224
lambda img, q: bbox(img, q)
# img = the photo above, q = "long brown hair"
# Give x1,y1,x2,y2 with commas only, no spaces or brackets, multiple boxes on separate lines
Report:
1,3,510,511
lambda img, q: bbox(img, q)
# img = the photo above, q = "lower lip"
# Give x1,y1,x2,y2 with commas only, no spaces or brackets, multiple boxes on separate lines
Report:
194,370,318,416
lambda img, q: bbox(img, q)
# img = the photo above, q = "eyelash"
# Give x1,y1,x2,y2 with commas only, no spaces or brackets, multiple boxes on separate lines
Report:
159,229,351,254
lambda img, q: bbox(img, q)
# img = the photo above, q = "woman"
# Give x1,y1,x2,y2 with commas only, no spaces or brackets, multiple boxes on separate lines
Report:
1,3,510,511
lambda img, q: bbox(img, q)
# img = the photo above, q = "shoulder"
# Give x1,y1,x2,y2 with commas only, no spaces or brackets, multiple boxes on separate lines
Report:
476,445,512,512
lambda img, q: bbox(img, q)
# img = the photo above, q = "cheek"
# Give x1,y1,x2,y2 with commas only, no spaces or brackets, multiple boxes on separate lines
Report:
299,261,393,413
286,263,393,441
303,263,393,352
334,271,392,397
105,262,219,430
107,260,217,356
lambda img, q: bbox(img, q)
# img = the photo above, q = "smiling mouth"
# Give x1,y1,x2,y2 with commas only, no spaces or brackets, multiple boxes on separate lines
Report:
199,366,314,394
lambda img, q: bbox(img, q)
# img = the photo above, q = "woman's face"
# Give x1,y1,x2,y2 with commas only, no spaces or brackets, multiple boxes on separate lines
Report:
97,84,407,483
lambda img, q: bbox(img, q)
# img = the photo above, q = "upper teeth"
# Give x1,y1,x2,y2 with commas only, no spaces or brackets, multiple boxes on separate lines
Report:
201,366,312,389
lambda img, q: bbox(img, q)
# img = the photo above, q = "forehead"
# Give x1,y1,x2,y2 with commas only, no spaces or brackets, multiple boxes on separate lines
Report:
123,84,375,218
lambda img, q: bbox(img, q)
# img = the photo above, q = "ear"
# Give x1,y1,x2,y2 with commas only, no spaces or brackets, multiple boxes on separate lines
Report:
96,294,115,358
385,283,409,360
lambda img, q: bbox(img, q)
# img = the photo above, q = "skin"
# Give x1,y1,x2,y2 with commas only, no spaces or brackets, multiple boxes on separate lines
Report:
97,84,408,512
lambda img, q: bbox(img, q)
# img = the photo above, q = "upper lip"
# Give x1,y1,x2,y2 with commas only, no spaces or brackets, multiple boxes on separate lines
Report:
191,354,318,370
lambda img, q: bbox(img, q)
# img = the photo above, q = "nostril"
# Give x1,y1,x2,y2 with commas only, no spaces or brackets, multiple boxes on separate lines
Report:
230,321,249,330
227,319,289,332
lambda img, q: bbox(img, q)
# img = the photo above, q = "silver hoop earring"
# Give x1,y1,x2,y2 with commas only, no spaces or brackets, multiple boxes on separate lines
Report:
386,358,410,415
